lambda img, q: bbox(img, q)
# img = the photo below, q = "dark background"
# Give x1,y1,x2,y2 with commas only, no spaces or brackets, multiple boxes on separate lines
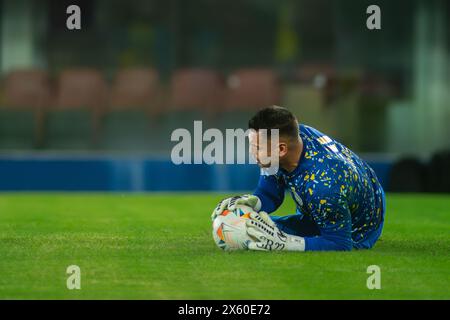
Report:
0,0,449,192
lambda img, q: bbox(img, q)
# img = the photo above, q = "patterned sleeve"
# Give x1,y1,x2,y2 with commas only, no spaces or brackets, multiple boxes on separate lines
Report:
253,174,285,214
302,163,353,251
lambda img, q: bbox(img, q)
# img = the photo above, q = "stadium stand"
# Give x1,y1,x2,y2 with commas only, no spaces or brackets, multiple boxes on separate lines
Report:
153,69,225,152
0,69,51,149
224,68,280,110
219,68,281,130
44,69,108,149
99,68,161,150
0,66,401,191
169,68,224,113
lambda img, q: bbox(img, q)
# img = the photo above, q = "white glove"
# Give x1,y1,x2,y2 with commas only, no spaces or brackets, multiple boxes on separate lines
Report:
245,211,305,251
211,195,262,221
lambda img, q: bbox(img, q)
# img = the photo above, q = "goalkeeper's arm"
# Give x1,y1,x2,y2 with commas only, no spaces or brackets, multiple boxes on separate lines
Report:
253,174,285,213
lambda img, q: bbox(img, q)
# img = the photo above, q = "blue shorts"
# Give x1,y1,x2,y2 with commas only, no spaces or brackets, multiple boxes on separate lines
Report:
270,190,386,250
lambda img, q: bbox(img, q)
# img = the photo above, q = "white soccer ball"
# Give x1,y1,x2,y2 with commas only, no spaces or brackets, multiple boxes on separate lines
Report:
212,204,254,251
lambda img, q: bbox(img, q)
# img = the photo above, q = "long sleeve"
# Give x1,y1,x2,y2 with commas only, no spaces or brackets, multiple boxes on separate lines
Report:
302,173,353,251
253,174,285,214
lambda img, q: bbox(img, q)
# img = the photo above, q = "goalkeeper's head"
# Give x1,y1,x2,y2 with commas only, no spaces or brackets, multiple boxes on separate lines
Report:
248,106,301,172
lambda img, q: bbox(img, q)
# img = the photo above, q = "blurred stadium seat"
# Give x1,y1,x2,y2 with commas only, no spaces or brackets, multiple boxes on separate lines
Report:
215,68,281,130
99,68,161,150
45,68,108,149
153,69,225,153
225,68,280,111
169,68,224,113
0,69,51,149
109,68,161,110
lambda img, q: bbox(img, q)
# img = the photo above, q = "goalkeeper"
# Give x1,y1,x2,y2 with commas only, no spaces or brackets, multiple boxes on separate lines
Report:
212,106,386,252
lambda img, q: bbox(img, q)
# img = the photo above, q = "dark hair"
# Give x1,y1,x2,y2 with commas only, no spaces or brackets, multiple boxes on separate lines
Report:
248,106,299,139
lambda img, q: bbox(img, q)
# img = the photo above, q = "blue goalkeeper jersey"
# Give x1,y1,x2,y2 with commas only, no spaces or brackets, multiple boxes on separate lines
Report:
253,124,385,251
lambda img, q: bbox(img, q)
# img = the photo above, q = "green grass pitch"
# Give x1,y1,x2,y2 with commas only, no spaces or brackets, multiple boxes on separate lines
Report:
0,193,449,299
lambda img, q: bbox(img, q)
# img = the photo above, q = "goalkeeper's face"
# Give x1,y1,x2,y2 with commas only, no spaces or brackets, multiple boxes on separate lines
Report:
249,130,286,169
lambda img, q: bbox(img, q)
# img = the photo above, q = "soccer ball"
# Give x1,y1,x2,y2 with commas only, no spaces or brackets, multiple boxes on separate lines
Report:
212,204,254,251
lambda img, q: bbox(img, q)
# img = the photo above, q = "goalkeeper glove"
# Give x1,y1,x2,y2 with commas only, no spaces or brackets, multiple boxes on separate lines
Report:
211,194,262,221
245,211,305,251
